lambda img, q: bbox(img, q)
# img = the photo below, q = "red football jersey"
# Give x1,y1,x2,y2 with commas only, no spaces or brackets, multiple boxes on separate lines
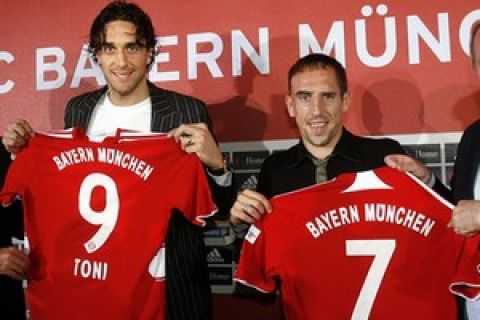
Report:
234,166,480,320
0,129,217,320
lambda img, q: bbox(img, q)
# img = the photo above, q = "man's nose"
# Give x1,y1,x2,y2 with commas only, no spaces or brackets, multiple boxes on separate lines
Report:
311,97,324,115
115,50,128,66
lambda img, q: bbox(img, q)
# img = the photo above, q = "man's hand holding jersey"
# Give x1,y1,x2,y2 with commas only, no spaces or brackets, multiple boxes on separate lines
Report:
0,246,29,280
168,123,225,173
2,120,35,154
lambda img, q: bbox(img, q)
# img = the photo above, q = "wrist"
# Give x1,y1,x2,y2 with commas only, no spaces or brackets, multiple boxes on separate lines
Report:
208,156,229,176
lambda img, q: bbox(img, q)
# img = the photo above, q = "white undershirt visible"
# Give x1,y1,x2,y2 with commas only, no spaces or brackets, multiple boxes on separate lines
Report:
85,92,231,184
467,165,480,320
87,93,152,137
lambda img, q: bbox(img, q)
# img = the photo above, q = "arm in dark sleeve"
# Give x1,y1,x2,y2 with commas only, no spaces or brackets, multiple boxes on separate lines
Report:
207,175,234,220
194,98,235,220
432,177,452,202
165,94,232,320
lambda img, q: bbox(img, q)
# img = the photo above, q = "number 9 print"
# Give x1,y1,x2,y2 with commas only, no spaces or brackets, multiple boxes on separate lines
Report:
78,173,120,253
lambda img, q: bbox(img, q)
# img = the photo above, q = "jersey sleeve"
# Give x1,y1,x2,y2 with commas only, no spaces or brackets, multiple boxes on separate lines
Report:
234,210,286,294
169,155,217,227
0,145,34,205
450,237,480,300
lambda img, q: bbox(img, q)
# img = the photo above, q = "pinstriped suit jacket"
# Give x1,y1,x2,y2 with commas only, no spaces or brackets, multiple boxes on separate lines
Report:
64,81,223,320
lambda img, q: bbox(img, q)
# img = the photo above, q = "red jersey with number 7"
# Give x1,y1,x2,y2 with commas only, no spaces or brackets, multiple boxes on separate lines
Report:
234,166,480,320
0,128,217,320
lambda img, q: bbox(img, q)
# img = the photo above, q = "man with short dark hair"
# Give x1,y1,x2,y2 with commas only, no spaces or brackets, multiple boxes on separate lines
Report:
230,53,440,226
230,53,463,320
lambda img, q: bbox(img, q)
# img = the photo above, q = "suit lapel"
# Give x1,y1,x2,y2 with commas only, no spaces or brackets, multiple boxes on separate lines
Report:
149,82,181,132
71,87,107,130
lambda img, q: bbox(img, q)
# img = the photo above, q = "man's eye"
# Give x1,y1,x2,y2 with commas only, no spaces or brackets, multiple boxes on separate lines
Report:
126,45,140,53
297,94,311,102
322,93,336,101
102,46,115,54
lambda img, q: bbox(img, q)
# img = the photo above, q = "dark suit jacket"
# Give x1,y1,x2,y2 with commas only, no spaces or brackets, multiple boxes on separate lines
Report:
258,128,405,198
64,82,229,320
445,122,479,320
0,145,26,320
450,120,480,204
258,128,450,199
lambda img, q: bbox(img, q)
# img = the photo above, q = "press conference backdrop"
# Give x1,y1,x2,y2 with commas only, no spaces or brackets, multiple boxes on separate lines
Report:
0,1,478,319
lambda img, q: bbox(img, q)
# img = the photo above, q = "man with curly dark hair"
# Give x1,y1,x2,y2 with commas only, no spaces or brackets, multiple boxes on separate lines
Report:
2,1,232,319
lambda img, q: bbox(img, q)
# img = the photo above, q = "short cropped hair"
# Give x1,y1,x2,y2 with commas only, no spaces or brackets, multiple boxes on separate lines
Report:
288,53,348,96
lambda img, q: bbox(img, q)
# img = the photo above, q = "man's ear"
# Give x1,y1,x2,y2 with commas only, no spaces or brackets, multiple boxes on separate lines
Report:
148,48,156,65
341,92,350,112
285,94,295,118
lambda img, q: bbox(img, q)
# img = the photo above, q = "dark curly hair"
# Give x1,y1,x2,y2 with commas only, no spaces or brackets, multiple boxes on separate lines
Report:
88,1,157,66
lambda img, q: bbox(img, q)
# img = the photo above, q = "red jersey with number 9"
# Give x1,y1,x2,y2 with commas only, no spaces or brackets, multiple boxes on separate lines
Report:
0,128,217,320
234,167,480,320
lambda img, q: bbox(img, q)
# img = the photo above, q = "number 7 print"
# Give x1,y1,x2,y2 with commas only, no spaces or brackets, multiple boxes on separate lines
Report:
346,239,396,320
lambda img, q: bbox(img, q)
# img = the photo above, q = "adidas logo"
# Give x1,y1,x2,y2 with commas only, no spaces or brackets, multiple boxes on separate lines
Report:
241,175,258,190
207,248,224,263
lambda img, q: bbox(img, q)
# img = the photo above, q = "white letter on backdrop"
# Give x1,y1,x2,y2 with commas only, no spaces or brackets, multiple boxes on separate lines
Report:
0,51,15,94
187,32,224,79
36,47,67,90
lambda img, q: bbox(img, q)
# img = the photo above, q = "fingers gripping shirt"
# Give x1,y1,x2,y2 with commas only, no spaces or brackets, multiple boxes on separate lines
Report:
0,128,217,320
234,167,480,320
